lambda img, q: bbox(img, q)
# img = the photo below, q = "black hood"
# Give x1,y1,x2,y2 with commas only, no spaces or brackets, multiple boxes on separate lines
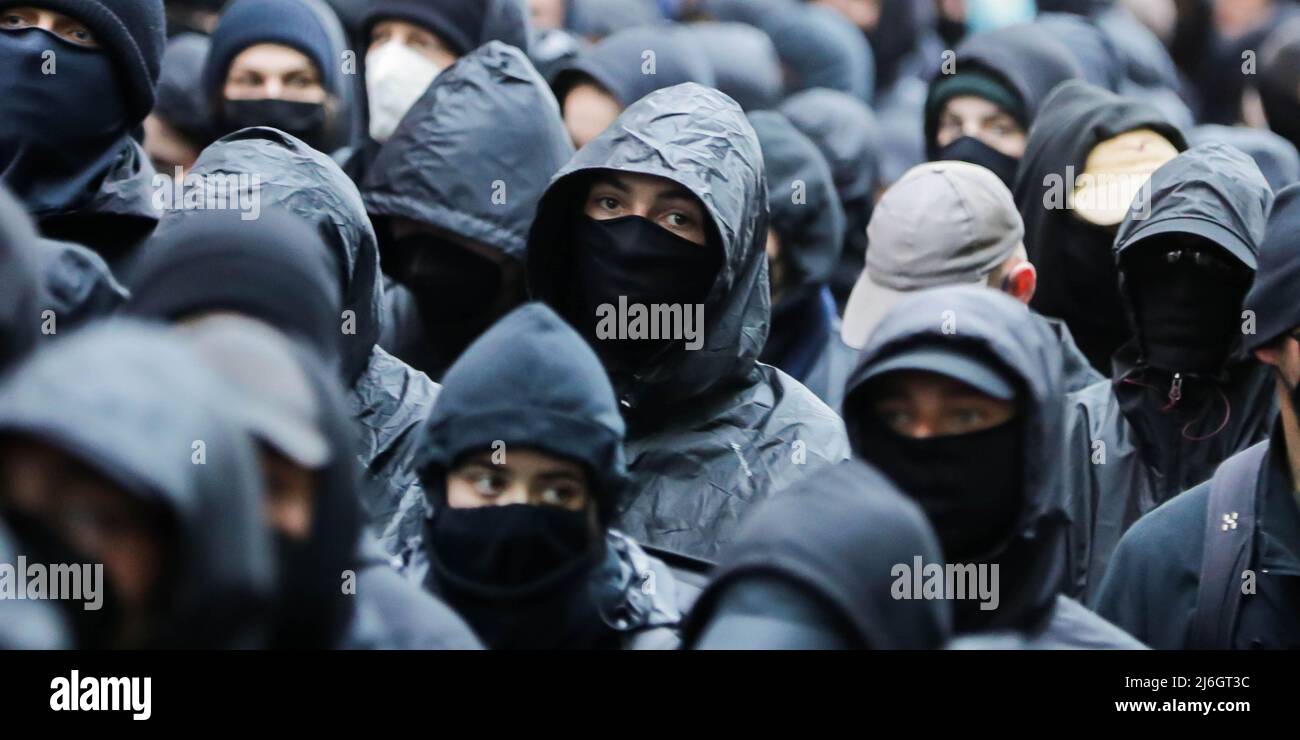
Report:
1189,125,1300,194
683,459,952,650
362,0,531,55
779,88,880,209
0,321,276,648
843,286,1071,632
869,0,923,89
552,25,715,109
0,185,45,375
362,41,574,262
415,302,628,523
761,3,874,103
1245,183,1300,353
1115,143,1270,292
527,82,770,414
1014,80,1187,372
1113,143,1272,368
174,127,384,384
677,22,783,112
749,111,844,300
924,24,1082,158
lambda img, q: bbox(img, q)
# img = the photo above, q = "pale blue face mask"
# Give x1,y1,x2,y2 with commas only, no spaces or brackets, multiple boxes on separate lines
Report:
965,0,1037,35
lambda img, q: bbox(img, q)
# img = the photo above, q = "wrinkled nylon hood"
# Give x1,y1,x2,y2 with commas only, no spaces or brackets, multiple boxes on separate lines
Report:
0,321,275,648
528,82,770,411
0,185,44,374
363,41,574,261
684,459,952,649
845,286,1071,625
178,127,384,383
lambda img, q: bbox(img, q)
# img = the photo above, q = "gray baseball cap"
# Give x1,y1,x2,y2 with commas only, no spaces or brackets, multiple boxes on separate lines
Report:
178,314,332,469
842,161,1025,349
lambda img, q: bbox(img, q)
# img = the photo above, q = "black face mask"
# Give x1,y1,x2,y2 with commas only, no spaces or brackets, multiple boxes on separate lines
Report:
1122,241,1252,375
1,506,122,648
390,234,506,364
221,98,329,149
0,28,130,214
428,504,608,649
570,215,722,372
854,413,1024,563
270,531,351,649
936,136,1020,189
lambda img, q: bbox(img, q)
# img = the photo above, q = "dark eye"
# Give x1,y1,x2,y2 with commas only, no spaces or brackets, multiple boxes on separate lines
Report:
597,196,619,211
540,486,580,508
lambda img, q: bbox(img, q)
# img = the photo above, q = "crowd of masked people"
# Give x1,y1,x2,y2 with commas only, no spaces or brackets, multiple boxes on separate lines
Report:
1,0,1299,651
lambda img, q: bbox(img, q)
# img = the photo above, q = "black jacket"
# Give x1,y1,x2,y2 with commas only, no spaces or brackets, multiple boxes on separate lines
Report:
1092,428,1300,649
1064,144,1276,601
845,286,1141,647
1014,80,1188,372
527,83,851,559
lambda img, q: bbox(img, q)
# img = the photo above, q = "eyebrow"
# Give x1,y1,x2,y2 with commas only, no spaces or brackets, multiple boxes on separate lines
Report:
589,173,631,193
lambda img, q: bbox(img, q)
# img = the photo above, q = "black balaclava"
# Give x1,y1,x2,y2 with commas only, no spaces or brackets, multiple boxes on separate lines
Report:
220,99,330,150
935,136,1021,189
569,214,723,375
0,27,130,216
416,303,632,649
386,231,515,373
850,371,1025,566
1121,235,1253,376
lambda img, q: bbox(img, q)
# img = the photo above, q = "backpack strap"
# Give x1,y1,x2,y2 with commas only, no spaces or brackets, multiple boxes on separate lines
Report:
1192,441,1268,649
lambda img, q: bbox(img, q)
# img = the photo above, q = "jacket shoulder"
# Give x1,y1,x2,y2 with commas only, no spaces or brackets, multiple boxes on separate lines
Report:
1038,596,1149,649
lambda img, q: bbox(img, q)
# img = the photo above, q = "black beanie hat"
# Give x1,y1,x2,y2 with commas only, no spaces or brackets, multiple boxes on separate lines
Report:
127,207,345,363
362,0,487,56
202,0,340,103
0,0,165,123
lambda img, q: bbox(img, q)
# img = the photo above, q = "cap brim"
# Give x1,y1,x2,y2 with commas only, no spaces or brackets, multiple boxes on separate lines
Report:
1120,217,1257,270
841,270,909,350
236,399,332,470
857,346,1017,401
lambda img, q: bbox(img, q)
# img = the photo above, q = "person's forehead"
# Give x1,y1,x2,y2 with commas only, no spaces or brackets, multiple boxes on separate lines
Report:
229,43,316,72
465,447,584,474
590,171,697,202
943,95,1013,120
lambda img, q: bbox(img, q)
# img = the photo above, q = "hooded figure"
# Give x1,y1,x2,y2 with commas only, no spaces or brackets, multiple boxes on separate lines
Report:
923,24,1082,188
145,33,212,175
129,127,440,563
0,0,164,269
178,315,481,650
683,459,952,650
1190,125,1300,194
201,0,353,154
344,0,532,180
1256,17,1300,156
778,88,881,308
416,303,687,649
361,41,573,380
750,111,855,410
677,22,783,112
1064,144,1276,601
1092,183,1300,650
551,25,714,149
0,321,276,648
527,83,850,559
843,286,1142,648
0,185,46,374
761,3,873,104
1014,80,1186,373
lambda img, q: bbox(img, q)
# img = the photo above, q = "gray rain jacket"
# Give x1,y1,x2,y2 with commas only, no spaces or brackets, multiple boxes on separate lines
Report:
527,83,850,560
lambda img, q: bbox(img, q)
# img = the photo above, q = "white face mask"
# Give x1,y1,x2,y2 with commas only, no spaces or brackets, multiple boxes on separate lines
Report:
366,40,444,143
